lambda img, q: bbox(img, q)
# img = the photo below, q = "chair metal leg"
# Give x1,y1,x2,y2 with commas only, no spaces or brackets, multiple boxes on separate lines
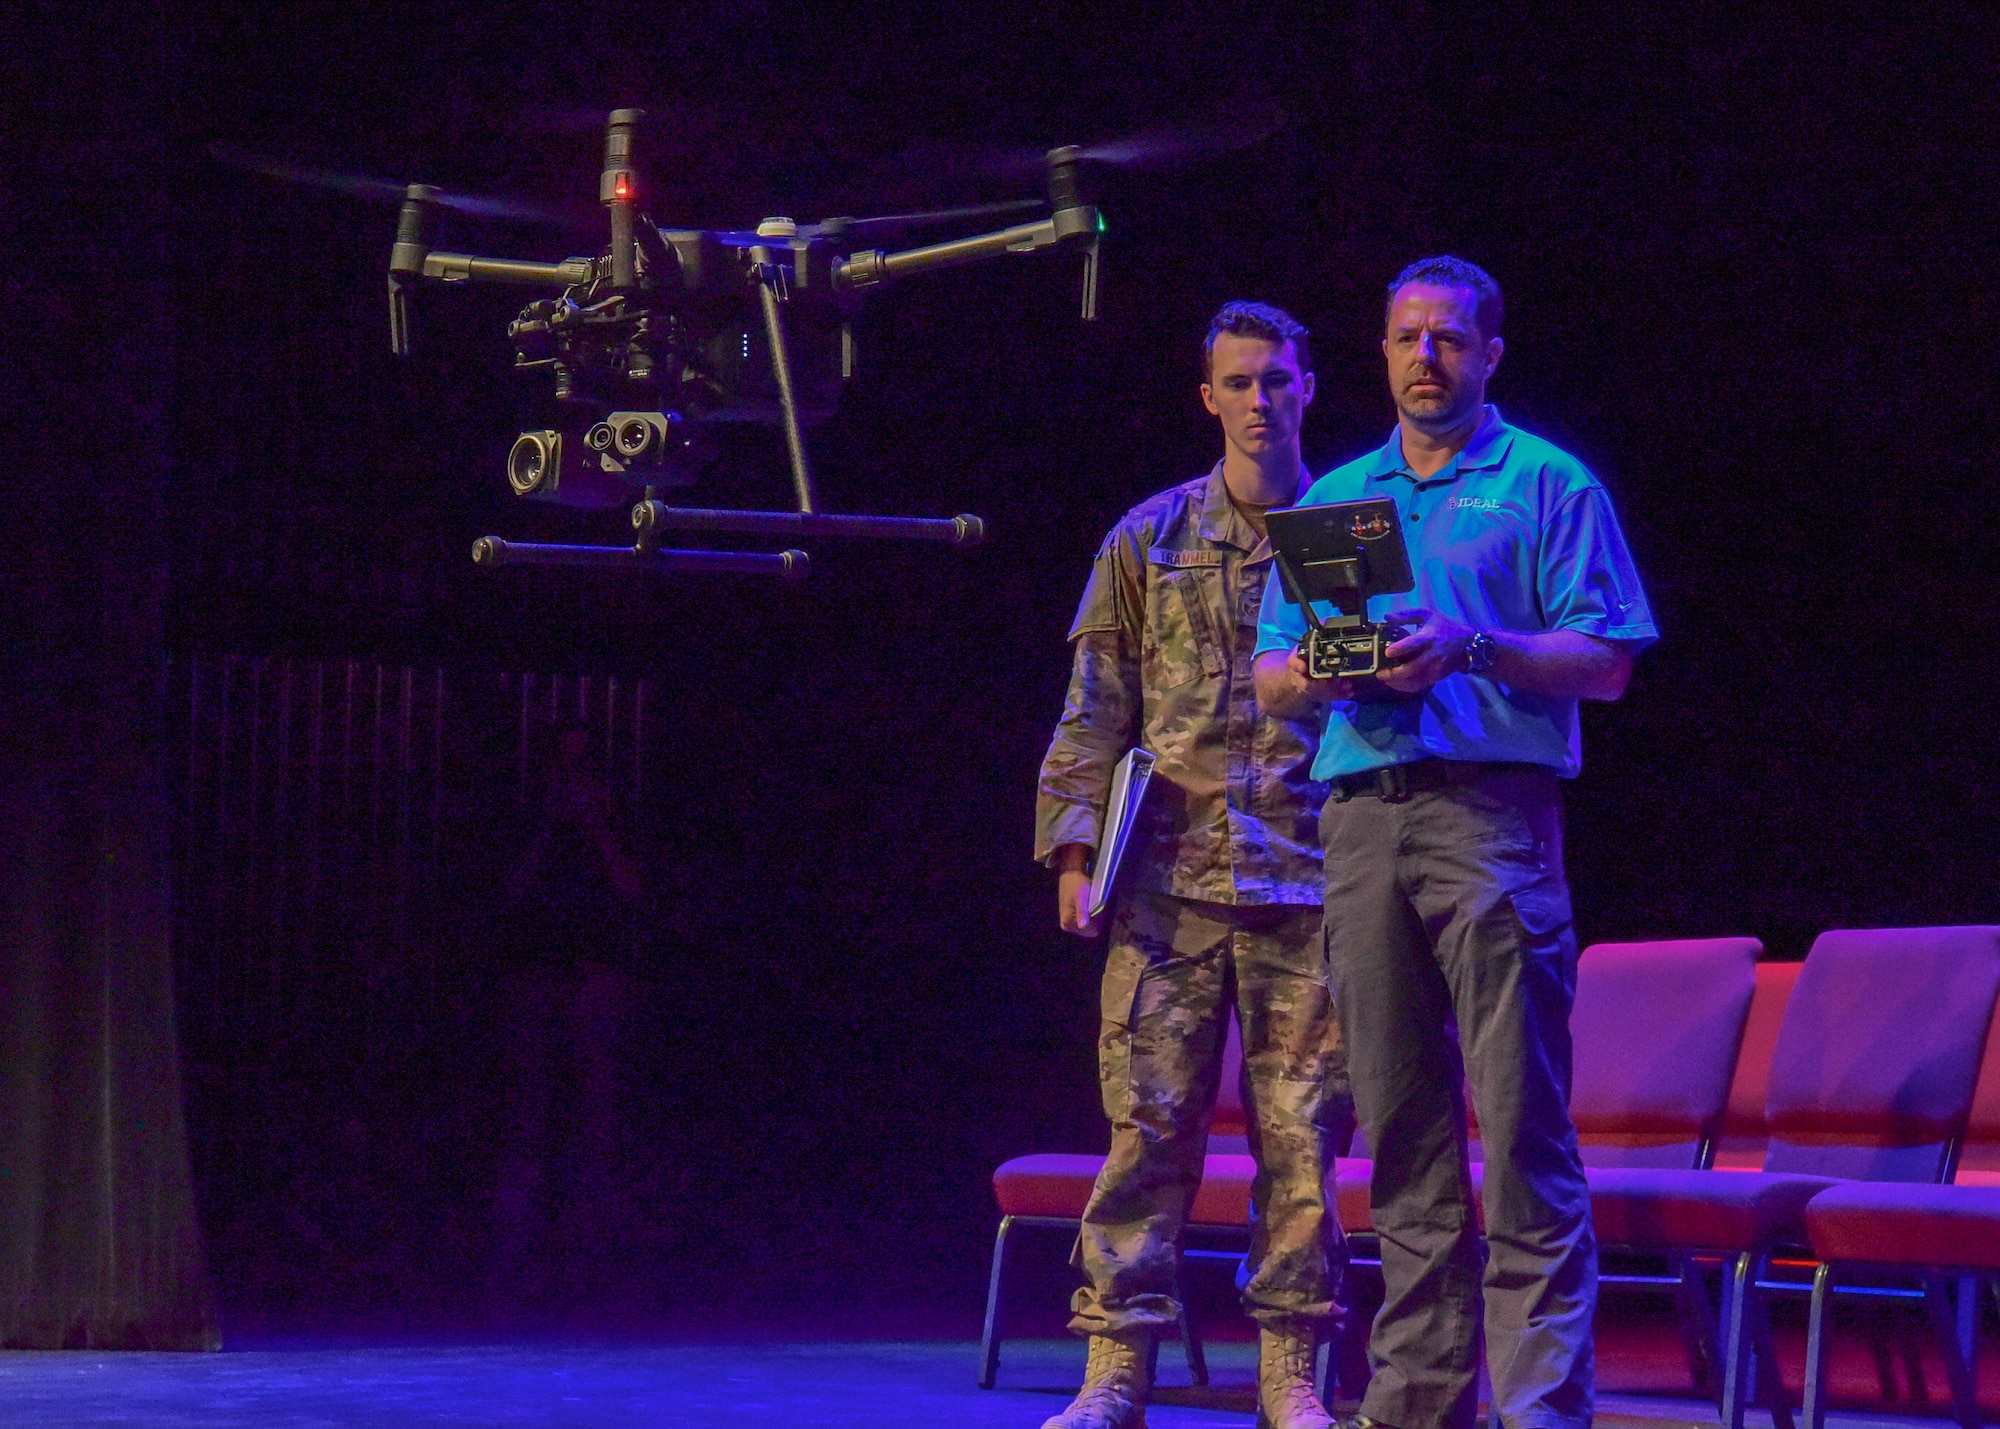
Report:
1954,1274,1978,1399
979,1215,1015,1389
1334,1255,1382,1404
1922,1271,1981,1429
1674,1252,1722,1398
1171,1253,1208,1385
1802,1260,1834,1429
1750,1271,1795,1429
1721,1252,1757,1429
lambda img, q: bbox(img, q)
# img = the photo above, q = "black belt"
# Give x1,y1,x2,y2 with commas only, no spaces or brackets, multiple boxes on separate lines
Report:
1329,759,1550,804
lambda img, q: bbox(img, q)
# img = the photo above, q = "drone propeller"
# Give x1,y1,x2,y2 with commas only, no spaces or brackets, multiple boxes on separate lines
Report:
209,143,584,227
818,198,1046,235
985,104,1288,177
705,199,1051,250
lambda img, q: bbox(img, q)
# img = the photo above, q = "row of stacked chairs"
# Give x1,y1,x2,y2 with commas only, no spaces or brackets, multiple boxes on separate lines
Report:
984,927,2000,1429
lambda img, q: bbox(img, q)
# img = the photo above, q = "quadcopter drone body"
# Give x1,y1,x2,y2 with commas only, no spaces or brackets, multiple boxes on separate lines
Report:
384,109,1104,579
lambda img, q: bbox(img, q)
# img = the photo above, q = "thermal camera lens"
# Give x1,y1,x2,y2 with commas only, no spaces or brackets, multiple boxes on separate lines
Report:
616,418,652,457
507,432,553,494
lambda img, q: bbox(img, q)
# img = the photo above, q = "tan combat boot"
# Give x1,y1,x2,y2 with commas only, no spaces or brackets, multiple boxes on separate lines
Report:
1256,1325,1334,1429
1040,1329,1152,1429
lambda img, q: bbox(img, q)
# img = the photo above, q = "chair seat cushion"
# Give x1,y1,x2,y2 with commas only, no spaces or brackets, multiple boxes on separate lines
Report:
1187,1153,1256,1226
1588,1167,1836,1250
993,1153,1103,1218
1804,1180,2000,1268
1333,1159,1487,1234
991,1152,1264,1226
1335,1160,1374,1233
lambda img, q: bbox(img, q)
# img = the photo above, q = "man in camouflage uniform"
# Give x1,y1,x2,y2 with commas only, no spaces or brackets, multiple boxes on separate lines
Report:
1035,301,1355,1429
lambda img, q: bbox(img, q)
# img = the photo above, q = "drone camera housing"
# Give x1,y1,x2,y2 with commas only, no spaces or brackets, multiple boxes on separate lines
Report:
508,411,700,509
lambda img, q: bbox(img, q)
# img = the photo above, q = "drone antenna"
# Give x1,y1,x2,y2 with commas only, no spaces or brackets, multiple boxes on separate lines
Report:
388,184,440,355
601,108,645,290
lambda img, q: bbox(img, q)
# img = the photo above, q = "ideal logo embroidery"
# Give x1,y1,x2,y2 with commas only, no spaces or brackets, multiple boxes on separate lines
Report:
1443,497,1505,512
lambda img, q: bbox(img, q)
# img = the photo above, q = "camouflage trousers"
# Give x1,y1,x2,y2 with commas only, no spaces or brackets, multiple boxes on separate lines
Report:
1069,888,1354,1338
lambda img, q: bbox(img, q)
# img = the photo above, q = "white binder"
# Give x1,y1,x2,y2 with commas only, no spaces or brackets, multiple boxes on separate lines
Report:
1088,747,1157,921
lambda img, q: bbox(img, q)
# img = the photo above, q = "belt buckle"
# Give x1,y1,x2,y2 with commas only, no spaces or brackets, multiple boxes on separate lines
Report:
1376,764,1410,803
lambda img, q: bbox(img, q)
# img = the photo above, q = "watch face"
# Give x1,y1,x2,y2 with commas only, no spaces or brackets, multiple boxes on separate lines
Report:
1467,633,1497,673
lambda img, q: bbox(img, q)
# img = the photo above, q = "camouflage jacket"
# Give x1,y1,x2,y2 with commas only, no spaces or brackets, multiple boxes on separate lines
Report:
1035,461,1328,905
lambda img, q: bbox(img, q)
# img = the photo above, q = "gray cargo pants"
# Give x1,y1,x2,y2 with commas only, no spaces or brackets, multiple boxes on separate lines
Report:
1320,764,1595,1429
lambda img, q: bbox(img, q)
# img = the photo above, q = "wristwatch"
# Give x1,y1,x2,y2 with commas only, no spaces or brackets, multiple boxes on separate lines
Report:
1463,631,1498,674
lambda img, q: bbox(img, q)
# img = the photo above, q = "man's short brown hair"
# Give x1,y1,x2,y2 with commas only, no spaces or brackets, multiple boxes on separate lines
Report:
1384,256,1503,342
1203,301,1311,379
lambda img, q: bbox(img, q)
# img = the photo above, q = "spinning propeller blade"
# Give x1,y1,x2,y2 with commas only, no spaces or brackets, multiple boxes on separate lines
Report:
210,144,581,226
984,103,1288,177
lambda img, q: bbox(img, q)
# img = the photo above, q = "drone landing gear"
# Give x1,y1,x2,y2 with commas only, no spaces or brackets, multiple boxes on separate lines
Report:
469,537,811,581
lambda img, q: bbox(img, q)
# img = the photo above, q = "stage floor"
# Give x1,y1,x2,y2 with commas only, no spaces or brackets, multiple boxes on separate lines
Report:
0,1336,1975,1429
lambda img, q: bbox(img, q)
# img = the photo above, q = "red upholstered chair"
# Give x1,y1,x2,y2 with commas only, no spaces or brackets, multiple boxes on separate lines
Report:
1799,1183,2000,1429
1588,926,2000,1429
1711,961,1805,1171
1950,998,2000,1187
1794,995,2000,1429
981,1016,1256,1388
1570,937,1764,1170
1570,939,1765,1395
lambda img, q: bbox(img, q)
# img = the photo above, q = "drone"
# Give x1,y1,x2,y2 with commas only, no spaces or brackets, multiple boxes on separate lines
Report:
382,109,1105,581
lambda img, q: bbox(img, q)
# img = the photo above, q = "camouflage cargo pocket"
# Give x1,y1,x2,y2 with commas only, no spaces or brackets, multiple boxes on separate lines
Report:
1097,945,1145,1122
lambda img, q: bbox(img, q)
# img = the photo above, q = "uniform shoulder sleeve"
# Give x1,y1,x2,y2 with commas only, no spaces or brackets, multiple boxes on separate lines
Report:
1067,491,1172,641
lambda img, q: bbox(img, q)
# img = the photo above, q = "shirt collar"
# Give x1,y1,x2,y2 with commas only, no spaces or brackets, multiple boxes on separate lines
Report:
1197,459,1312,551
1366,405,1515,485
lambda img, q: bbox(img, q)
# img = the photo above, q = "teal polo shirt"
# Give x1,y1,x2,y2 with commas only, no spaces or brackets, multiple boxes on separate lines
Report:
1254,406,1657,780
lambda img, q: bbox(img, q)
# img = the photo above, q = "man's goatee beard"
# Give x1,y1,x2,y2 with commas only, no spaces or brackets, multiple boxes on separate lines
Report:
1396,395,1475,434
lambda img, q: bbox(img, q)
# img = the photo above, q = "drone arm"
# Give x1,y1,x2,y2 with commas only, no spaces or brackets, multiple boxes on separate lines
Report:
387,185,440,355
834,205,1100,290
421,253,598,287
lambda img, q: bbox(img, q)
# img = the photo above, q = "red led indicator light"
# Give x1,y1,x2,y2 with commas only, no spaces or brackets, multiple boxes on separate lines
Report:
615,174,631,200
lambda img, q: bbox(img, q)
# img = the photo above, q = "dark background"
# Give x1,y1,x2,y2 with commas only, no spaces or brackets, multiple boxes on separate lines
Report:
11,0,1999,1342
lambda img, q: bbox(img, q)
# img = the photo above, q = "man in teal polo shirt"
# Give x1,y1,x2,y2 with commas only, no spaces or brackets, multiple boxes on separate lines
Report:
1253,256,1656,1429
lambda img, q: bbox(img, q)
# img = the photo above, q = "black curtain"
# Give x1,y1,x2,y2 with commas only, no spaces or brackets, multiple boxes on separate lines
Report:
0,6,216,1348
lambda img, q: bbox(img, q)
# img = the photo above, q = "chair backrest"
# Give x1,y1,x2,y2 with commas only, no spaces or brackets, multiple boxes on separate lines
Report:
1952,999,2000,1186
1764,926,2000,1181
1711,961,1803,1169
1569,937,1762,1168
